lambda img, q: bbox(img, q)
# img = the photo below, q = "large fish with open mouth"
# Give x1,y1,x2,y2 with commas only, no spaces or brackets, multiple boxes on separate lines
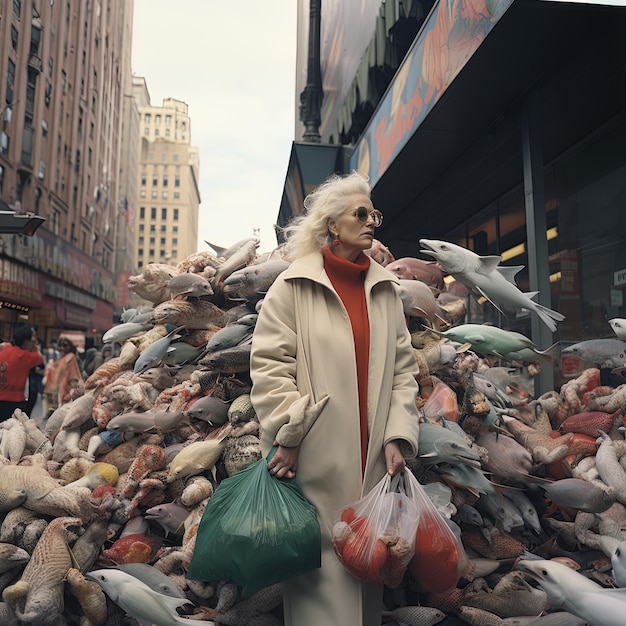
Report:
419,238,565,332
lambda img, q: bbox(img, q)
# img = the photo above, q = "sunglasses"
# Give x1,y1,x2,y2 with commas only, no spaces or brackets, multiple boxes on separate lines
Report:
352,206,383,227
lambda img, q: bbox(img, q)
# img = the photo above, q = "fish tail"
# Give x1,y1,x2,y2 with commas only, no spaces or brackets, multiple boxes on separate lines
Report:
533,303,565,332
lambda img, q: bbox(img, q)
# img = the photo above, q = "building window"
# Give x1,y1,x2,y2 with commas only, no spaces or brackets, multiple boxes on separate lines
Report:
154,128,160,136
145,113,151,123
173,192,180,199
173,154,179,162
173,209,179,221
138,236,144,244
150,207,156,220
149,237,155,245
139,206,145,219
160,237,166,245
160,249,166,258
173,226,178,233
152,175,158,186
163,176,168,187
144,127,150,135
138,248,143,256
141,175,146,186
160,224,166,232
149,249,155,257
165,129,170,137
172,237,178,245
13,0,20,17
165,115,171,126
150,224,156,233
11,26,18,50
155,114,161,124
139,224,145,232
161,208,167,220
151,191,158,199
174,176,180,187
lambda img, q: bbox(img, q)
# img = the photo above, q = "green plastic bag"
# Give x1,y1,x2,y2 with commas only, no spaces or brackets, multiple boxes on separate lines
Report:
187,449,321,597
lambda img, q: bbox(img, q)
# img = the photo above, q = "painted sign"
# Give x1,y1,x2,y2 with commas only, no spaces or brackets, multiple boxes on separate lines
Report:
350,0,514,185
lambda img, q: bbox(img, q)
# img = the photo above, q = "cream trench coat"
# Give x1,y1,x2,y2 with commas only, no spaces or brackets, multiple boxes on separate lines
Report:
250,251,420,626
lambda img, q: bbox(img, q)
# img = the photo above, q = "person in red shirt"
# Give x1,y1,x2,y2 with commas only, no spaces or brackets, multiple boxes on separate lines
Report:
0,324,44,421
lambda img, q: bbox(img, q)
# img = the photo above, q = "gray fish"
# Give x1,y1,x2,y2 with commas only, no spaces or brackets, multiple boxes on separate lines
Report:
222,259,289,303
85,568,213,625
117,563,187,599
151,299,228,329
198,343,252,373
205,237,257,261
609,318,626,341
561,338,626,369
185,395,231,426
438,462,496,495
456,503,484,527
133,326,184,375
418,421,481,466
211,238,260,288
103,321,154,344
144,502,190,536
167,272,214,298
206,323,254,353
139,366,180,390
420,238,565,332
503,489,542,535
541,477,616,513
515,558,626,626
163,342,206,365
475,493,524,532
106,411,156,433
472,372,512,407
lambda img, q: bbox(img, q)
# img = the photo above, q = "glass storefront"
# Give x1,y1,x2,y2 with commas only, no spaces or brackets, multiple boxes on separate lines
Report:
442,113,626,347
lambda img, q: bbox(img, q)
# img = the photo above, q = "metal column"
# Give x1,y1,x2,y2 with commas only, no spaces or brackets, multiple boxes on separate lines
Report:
521,95,555,394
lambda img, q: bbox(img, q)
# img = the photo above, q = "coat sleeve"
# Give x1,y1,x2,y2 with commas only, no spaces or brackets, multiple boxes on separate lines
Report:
250,277,312,449
382,288,420,459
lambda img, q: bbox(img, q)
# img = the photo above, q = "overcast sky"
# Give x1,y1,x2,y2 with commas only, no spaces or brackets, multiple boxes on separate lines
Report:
131,1,298,255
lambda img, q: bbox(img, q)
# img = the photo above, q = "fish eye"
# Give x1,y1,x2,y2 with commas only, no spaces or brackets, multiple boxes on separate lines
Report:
541,568,548,576
617,547,622,557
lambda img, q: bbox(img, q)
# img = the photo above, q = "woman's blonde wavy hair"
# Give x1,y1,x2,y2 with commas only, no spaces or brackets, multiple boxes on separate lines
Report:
282,171,372,260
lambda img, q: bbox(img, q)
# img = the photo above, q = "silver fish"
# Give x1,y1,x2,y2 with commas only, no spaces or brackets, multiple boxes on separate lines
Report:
85,568,214,625
167,272,214,298
133,326,184,374
418,421,481,466
205,323,254,353
106,411,156,433
144,502,190,536
198,343,252,373
185,395,231,426
516,558,626,626
222,259,289,303
609,318,626,341
419,238,565,332
103,321,154,344
561,338,626,369
474,493,524,532
211,238,260,288
117,563,188,599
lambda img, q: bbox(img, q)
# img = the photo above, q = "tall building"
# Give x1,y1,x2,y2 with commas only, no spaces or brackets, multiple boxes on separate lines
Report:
0,0,134,346
280,0,626,393
132,77,200,271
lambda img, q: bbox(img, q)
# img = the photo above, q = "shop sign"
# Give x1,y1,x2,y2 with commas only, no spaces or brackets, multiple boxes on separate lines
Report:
614,268,626,288
0,258,42,304
30,309,57,325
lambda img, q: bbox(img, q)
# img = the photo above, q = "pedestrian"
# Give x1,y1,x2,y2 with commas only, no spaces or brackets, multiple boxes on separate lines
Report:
42,337,83,417
0,324,44,421
24,361,45,418
249,171,420,625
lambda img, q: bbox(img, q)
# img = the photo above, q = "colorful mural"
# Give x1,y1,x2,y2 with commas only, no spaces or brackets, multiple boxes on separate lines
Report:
350,0,514,185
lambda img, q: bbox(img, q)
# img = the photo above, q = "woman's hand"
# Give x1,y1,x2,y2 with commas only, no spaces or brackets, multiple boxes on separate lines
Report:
384,440,406,476
267,443,300,479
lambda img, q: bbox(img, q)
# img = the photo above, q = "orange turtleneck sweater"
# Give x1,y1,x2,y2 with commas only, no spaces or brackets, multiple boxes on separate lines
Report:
323,246,371,474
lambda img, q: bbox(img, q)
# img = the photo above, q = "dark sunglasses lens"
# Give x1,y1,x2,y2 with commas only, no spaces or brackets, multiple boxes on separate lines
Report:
355,207,368,222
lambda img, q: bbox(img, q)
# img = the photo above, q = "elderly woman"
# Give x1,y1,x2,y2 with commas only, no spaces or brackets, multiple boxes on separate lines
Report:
249,171,420,625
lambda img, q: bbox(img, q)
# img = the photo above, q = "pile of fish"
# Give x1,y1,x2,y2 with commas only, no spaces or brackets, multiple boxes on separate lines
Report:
2,236,626,625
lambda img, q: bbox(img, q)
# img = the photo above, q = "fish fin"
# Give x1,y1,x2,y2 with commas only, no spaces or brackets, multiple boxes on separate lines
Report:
523,291,540,301
495,265,524,284
474,286,505,314
476,256,504,274
456,342,473,353
205,241,227,257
